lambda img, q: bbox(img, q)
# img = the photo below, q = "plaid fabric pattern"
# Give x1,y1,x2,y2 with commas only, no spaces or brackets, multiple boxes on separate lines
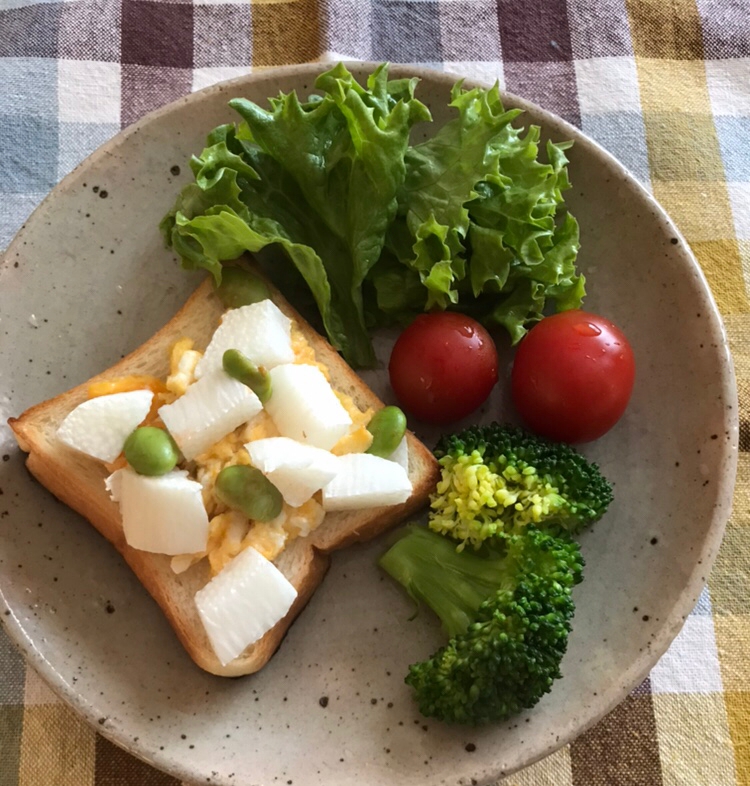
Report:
1,0,749,783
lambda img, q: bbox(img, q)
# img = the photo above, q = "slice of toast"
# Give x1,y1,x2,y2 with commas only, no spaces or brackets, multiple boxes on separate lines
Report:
9,274,439,677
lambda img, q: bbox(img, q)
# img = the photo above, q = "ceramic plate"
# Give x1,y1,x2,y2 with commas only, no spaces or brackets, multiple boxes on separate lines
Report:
0,63,738,785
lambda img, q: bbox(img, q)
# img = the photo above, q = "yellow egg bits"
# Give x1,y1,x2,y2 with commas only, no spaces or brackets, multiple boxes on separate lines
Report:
86,318,375,574
165,319,373,575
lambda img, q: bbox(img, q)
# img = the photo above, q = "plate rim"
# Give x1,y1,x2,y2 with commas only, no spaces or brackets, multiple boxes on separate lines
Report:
0,60,740,783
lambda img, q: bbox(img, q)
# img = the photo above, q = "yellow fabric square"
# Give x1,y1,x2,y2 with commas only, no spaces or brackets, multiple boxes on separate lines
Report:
739,241,750,301
652,182,736,241
689,239,749,314
637,59,713,113
651,692,737,786
710,525,750,617
500,746,572,785
18,704,95,786
643,112,726,181
725,312,750,372
714,615,750,690
722,691,750,786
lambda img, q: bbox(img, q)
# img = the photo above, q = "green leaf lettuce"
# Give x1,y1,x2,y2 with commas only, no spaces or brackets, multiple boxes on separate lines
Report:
162,64,584,365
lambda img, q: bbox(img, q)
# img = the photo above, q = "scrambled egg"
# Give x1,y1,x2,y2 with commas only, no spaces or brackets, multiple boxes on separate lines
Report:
165,338,202,398
164,320,371,576
332,391,374,455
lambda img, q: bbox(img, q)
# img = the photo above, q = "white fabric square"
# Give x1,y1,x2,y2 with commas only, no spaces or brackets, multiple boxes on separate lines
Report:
574,56,642,115
706,58,750,117
728,183,750,240
192,66,253,92
650,615,724,694
444,61,505,91
58,59,120,124
315,52,365,64
193,0,249,5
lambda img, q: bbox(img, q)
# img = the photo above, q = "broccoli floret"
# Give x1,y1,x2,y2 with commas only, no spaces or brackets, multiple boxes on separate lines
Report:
379,524,583,725
430,424,613,548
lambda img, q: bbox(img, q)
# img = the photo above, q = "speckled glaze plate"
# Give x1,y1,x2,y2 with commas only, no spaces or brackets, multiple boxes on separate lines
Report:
0,63,738,785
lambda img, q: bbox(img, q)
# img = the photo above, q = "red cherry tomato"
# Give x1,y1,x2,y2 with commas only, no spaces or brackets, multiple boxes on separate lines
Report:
511,310,635,443
388,313,499,424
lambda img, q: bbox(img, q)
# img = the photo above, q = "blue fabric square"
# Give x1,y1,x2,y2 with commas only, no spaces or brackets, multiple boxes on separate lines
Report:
58,122,119,181
692,586,713,616
0,114,59,194
715,116,750,182
0,58,57,118
371,0,442,63
0,192,47,250
581,111,651,186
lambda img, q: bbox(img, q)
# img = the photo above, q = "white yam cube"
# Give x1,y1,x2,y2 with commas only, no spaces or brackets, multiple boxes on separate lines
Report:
107,468,210,555
387,435,409,472
245,437,339,507
158,371,262,460
265,364,352,450
322,453,413,511
195,300,294,379
57,390,153,463
195,546,298,666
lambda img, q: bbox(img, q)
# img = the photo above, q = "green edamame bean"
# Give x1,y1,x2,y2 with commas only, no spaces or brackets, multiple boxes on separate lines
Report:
215,465,283,522
366,406,407,458
222,348,272,403
215,267,271,309
123,427,180,476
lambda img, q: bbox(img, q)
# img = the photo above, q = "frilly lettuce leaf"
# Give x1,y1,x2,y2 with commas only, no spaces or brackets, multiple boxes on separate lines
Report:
162,65,585,364
376,83,583,342
162,63,429,367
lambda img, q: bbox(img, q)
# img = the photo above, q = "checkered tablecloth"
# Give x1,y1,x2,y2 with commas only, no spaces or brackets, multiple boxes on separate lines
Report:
1,0,750,784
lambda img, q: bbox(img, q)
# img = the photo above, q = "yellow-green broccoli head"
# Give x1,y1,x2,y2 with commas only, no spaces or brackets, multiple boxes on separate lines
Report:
430,425,613,549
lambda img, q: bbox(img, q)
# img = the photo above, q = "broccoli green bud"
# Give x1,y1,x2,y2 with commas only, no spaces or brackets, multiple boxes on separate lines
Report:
430,424,613,548
379,525,583,725
406,571,577,724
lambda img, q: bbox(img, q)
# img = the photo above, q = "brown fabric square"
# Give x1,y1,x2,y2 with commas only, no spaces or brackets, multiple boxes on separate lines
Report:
497,0,574,62
94,734,180,785
570,678,664,786
122,0,193,68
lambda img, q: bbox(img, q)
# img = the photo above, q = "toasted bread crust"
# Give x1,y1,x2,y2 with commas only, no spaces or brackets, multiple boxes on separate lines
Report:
9,270,439,676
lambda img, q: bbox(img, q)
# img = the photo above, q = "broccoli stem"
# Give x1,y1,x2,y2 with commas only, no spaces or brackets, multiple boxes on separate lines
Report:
380,523,584,725
379,526,513,637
